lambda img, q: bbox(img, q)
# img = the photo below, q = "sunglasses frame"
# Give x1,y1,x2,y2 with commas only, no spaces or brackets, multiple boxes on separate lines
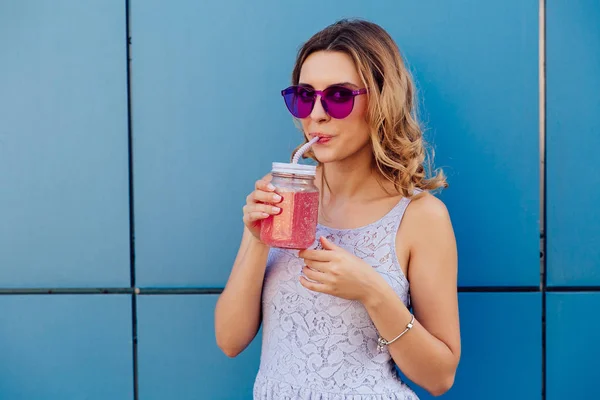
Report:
281,84,368,119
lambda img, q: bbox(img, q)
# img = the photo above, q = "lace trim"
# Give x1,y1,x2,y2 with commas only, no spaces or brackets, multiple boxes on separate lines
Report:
253,373,419,400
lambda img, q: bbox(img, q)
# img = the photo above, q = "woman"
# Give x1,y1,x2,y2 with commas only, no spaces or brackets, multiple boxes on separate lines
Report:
215,18,461,399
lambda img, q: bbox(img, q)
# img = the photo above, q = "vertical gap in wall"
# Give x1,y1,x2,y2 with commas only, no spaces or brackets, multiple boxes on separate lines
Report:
539,0,547,399
125,0,139,399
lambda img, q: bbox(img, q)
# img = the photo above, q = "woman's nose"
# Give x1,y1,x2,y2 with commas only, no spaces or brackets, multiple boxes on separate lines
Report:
309,95,329,122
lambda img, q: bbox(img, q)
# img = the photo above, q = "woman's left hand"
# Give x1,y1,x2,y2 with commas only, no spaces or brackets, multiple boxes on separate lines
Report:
298,236,383,303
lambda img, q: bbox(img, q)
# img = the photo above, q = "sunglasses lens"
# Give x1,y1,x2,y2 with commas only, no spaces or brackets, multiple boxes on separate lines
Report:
282,87,314,118
323,86,355,119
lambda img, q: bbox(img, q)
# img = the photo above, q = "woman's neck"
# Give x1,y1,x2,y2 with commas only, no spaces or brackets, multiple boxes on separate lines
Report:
318,147,394,204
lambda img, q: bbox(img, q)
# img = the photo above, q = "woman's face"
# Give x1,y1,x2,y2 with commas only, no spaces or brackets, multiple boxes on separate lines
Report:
297,51,371,164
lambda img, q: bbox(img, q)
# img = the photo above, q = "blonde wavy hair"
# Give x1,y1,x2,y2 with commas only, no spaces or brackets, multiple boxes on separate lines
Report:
290,18,447,198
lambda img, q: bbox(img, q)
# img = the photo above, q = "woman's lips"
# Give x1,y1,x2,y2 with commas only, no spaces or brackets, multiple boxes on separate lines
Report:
311,134,333,144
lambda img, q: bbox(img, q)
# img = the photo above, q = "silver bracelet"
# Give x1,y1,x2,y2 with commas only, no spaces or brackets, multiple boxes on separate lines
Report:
377,314,415,352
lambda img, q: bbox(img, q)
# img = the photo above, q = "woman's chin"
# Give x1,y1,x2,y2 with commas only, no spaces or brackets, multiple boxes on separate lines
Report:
312,149,338,164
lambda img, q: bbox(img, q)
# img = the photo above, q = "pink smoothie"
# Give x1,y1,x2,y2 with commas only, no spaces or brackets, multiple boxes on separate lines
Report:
260,190,319,249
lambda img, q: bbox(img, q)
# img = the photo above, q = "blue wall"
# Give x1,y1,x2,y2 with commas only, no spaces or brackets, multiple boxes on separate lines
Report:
0,0,598,399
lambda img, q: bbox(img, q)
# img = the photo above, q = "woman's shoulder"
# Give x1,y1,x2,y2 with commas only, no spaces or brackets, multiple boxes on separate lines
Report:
407,191,451,222
395,191,456,279
398,190,453,246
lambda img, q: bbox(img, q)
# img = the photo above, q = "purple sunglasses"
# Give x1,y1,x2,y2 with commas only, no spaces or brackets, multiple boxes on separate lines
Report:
281,84,368,119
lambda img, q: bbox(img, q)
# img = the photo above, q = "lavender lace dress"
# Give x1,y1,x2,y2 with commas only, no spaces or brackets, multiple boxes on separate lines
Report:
253,197,419,400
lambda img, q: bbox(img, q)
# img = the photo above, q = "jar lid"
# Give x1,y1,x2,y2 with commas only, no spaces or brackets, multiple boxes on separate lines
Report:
272,162,317,176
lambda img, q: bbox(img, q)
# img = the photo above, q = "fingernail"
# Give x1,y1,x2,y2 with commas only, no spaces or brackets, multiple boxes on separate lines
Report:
261,213,269,218
267,184,276,191
272,206,281,214
273,194,282,202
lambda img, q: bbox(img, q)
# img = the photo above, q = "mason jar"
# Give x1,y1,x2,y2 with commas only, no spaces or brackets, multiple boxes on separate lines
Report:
260,162,319,249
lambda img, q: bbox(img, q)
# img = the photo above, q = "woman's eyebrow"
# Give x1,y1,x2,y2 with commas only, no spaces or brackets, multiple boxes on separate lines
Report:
332,81,359,88
298,81,359,88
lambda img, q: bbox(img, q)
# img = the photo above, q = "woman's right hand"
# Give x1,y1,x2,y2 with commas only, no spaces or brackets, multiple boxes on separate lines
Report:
243,175,283,240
